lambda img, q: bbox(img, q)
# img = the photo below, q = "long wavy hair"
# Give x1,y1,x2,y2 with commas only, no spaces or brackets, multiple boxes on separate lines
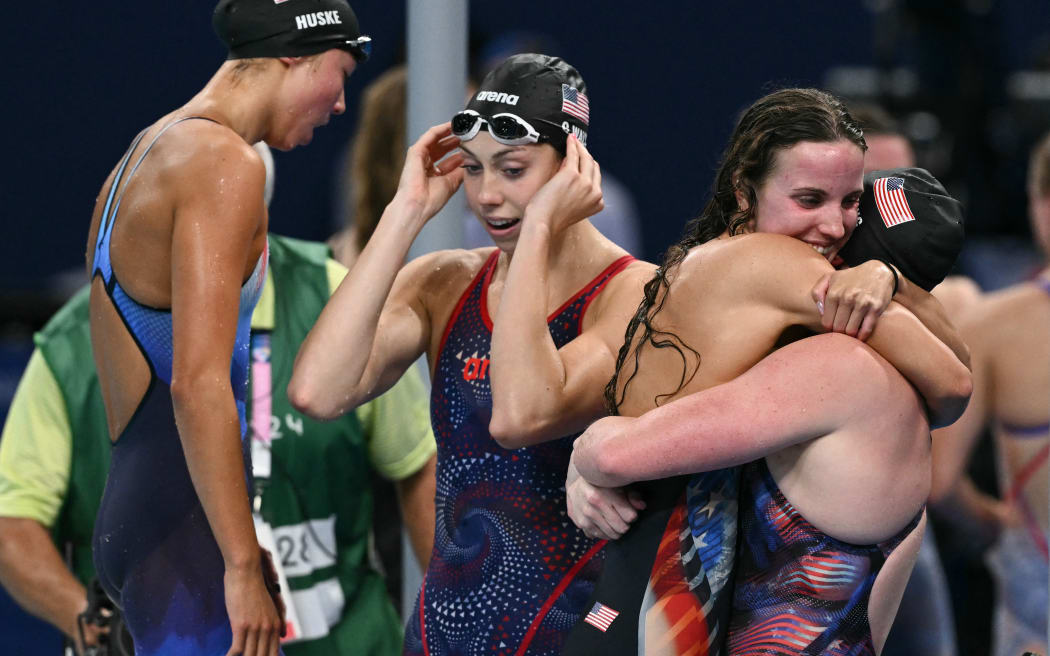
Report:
604,88,867,414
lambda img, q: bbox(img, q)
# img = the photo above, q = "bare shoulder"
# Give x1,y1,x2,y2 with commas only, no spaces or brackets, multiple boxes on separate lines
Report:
164,122,264,189
600,259,656,301
582,258,656,329
675,233,826,295
931,275,982,319
961,279,1050,347
402,246,496,309
725,232,825,263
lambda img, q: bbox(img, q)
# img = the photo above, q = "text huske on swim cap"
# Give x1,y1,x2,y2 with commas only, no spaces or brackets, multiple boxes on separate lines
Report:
295,10,341,30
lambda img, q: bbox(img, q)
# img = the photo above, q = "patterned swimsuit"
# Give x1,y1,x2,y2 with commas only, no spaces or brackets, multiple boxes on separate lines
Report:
403,250,633,656
726,459,921,655
90,118,267,655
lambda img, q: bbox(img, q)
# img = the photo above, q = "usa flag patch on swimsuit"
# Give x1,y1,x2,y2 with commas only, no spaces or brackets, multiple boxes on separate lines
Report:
583,601,620,632
873,176,916,227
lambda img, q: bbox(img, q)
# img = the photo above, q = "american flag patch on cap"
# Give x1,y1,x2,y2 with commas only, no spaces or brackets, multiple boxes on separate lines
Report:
583,601,619,632
561,84,590,125
873,176,916,227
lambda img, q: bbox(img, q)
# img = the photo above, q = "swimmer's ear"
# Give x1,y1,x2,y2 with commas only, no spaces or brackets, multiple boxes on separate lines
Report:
277,56,306,67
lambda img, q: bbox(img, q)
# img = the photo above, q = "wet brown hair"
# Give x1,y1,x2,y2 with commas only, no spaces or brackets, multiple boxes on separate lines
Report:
604,88,867,414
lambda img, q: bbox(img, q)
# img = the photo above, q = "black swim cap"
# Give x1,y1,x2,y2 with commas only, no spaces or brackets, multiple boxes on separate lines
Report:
462,53,590,153
838,168,964,291
213,0,371,62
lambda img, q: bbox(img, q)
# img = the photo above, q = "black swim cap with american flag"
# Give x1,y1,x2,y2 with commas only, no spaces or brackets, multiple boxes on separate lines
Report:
838,167,964,291
463,53,590,154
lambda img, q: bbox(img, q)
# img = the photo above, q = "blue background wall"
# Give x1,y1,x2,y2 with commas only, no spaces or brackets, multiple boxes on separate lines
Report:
4,1,1050,652
7,2,1050,294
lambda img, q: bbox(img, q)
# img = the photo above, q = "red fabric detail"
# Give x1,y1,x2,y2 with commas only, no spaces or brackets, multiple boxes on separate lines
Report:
514,540,607,656
437,249,500,354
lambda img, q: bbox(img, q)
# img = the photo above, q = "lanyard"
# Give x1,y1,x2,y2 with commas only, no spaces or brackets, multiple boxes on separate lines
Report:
250,332,273,487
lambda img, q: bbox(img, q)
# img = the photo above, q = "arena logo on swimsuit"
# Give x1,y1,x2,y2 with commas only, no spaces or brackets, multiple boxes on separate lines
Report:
294,10,342,30
462,355,490,381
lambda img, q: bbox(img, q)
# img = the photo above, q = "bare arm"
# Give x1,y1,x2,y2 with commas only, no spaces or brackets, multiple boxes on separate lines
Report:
887,265,971,368
864,303,971,427
489,137,628,447
395,454,436,570
929,306,993,502
169,139,280,651
760,237,971,427
574,333,866,487
0,518,100,652
812,260,970,368
289,124,463,419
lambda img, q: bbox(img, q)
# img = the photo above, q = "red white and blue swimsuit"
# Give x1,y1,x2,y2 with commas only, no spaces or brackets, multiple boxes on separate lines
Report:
403,250,633,656
726,459,921,655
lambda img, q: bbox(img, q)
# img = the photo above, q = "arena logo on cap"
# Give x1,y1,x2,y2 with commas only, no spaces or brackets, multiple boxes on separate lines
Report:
273,0,290,4
475,91,519,106
295,10,342,30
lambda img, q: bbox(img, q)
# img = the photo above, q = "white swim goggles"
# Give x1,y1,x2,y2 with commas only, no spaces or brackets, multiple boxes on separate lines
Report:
451,109,556,146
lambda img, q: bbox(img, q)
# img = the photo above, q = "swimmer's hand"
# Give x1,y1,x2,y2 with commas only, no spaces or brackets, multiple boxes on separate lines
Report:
566,451,645,541
260,547,287,637
392,122,465,224
225,558,283,656
811,259,896,341
525,135,604,236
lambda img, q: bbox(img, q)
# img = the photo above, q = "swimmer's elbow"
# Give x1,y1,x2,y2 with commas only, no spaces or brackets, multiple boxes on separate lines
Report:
590,444,633,488
927,369,973,430
287,377,346,421
488,411,531,449
489,407,556,450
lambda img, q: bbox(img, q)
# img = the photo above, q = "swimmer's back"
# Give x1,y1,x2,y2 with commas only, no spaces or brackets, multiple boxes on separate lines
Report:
87,115,268,437
614,233,830,417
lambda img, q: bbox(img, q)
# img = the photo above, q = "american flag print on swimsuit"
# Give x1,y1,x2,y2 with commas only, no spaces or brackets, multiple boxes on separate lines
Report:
726,459,921,655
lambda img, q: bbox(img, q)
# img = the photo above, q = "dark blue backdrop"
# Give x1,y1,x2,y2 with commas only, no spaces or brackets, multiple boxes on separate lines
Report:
7,2,1049,293
3,2,1050,652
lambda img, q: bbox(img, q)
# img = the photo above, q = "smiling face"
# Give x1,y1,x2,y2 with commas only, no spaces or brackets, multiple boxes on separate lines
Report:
271,49,355,150
746,139,865,265
459,132,561,251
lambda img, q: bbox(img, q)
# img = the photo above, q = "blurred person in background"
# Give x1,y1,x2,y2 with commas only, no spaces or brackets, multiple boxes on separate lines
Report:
930,130,1050,656
330,66,408,268
0,142,436,655
850,100,985,656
